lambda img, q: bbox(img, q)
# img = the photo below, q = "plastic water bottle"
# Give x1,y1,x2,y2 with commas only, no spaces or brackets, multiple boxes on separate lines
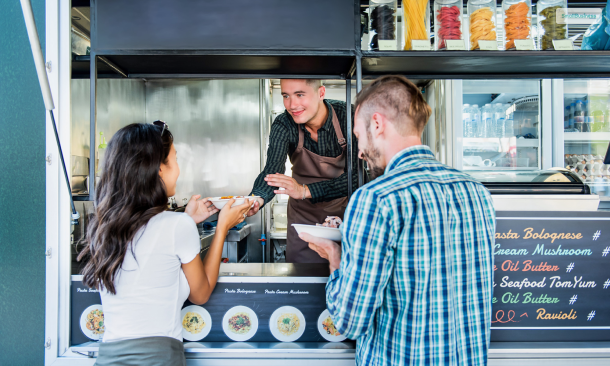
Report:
493,103,505,138
504,104,514,137
463,104,472,137
482,104,494,138
471,104,482,138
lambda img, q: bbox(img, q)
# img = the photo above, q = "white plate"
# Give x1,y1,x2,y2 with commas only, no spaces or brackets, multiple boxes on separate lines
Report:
181,305,212,341
209,196,260,210
80,304,105,341
317,309,346,342
269,306,306,342
222,306,258,341
292,224,342,242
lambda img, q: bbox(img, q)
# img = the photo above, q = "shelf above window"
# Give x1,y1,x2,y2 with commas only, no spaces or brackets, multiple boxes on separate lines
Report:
362,51,610,79
73,52,357,79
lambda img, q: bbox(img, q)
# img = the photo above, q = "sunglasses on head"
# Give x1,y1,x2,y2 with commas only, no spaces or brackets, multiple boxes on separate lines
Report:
152,120,168,136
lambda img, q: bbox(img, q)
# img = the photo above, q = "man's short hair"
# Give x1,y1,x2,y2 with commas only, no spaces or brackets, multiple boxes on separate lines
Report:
355,75,432,136
305,79,323,90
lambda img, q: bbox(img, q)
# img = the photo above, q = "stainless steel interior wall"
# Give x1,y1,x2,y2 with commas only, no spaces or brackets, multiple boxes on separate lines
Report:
145,79,263,261
71,79,146,159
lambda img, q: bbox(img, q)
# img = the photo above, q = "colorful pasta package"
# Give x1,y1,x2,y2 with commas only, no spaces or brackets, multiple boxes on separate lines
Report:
467,0,498,50
369,0,398,51
502,0,532,50
537,0,568,50
435,0,464,50
403,0,431,50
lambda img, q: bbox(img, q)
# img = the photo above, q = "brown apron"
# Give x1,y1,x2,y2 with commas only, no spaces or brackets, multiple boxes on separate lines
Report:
287,106,348,263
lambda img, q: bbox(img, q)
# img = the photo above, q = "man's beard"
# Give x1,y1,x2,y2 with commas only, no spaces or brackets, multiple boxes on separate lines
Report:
361,141,385,180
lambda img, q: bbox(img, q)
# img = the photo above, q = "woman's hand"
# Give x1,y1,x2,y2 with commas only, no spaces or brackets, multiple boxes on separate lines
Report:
185,195,219,224
216,199,253,232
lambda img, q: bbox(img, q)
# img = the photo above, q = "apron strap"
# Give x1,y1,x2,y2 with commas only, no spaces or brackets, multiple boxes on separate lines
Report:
297,105,346,151
297,123,305,149
330,106,347,151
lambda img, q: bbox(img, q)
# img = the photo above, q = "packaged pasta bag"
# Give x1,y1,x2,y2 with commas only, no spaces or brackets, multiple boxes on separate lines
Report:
369,0,398,51
402,0,431,50
537,0,568,50
467,0,498,50
435,0,464,50
582,0,610,50
502,0,532,50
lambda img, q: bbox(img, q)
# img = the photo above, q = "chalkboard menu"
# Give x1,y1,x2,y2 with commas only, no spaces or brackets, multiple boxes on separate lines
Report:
491,212,610,342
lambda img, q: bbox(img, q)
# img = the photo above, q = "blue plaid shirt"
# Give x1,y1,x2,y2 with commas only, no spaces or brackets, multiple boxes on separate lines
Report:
327,146,495,366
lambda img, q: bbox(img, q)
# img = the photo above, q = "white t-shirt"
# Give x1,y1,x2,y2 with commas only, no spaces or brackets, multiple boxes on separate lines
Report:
100,211,200,342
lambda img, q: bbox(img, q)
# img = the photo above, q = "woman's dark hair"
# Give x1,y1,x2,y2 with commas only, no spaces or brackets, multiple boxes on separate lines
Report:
78,123,174,294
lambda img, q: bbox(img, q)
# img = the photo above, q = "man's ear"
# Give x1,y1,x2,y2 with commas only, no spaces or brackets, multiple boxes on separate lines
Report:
318,86,326,100
371,112,386,138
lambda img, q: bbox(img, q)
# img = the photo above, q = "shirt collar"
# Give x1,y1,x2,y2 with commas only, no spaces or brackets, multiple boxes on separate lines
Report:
384,145,436,174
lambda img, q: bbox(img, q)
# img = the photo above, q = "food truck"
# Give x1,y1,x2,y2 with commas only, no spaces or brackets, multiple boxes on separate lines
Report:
36,0,610,364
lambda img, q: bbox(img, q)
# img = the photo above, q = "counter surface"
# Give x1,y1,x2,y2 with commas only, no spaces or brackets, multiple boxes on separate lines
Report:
218,263,330,278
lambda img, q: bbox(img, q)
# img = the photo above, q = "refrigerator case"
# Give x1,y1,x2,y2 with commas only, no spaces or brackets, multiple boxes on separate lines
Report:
561,79,610,202
466,169,599,211
458,79,541,171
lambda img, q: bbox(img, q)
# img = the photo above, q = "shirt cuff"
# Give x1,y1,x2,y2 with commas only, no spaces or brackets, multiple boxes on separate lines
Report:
249,189,270,208
307,181,326,202
326,268,341,286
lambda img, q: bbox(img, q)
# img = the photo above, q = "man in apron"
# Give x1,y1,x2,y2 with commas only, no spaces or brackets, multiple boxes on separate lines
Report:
247,79,358,263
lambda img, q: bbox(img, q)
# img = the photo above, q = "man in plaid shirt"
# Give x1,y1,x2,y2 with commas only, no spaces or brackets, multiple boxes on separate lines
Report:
302,76,495,365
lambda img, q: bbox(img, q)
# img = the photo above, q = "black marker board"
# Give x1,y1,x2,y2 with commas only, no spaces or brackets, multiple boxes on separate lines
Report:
183,282,330,342
70,280,332,345
491,213,610,341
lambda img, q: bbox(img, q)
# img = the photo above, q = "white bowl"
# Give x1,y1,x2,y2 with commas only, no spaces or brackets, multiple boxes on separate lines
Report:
209,196,259,210
292,224,342,242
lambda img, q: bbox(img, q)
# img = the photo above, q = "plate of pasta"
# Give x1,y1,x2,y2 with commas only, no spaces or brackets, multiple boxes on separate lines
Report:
181,305,212,341
317,309,346,342
80,304,105,340
209,196,260,209
222,306,258,342
269,306,306,342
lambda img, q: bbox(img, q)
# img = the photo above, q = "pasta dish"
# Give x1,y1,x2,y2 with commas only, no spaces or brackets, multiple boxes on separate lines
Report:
85,309,105,335
277,313,300,336
228,312,252,334
322,316,341,336
182,312,205,334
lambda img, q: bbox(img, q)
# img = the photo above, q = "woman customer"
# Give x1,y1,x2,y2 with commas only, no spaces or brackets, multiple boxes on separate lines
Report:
78,122,252,365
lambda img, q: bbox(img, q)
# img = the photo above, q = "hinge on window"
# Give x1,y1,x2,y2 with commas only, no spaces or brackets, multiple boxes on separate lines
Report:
44,338,51,349
46,154,52,165
45,248,52,258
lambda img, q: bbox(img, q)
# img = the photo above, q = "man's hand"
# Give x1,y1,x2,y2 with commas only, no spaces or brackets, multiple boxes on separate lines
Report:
185,195,219,224
265,173,310,200
246,197,265,217
300,232,342,273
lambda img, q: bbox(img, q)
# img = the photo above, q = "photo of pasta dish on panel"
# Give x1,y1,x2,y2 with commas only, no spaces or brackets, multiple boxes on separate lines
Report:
270,306,306,342
181,305,212,341
222,306,259,341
